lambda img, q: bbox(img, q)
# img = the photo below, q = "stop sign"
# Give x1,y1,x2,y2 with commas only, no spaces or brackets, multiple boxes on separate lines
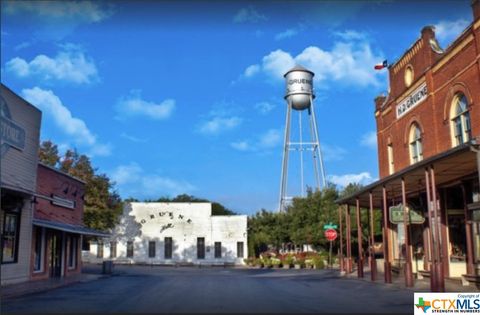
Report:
324,228,337,241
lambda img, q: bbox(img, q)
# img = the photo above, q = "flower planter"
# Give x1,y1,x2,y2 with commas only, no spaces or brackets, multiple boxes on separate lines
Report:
283,264,291,269
294,264,302,269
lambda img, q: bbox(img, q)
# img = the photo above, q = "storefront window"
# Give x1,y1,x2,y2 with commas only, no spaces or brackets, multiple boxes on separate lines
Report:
33,227,44,271
68,236,77,268
1,212,20,263
97,241,103,258
473,210,480,263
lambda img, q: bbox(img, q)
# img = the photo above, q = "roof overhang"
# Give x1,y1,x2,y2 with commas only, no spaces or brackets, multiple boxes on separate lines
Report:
33,218,110,237
336,143,479,208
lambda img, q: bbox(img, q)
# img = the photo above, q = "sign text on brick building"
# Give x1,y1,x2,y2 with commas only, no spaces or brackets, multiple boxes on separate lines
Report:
396,82,428,118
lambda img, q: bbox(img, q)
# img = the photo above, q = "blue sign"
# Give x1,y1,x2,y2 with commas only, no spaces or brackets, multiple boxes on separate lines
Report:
1,95,26,155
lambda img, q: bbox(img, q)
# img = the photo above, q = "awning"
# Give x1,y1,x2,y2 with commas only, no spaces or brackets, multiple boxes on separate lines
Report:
336,143,479,208
33,218,110,237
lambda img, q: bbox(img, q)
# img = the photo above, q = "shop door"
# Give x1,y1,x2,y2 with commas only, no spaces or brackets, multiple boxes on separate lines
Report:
49,231,63,277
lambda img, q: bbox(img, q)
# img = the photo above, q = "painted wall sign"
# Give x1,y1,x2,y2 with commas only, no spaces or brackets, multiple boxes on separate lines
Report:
396,82,428,119
1,95,26,155
51,194,75,209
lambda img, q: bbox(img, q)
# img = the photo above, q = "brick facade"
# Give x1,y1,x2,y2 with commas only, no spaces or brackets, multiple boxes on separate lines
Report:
35,164,85,225
30,164,85,280
375,1,480,179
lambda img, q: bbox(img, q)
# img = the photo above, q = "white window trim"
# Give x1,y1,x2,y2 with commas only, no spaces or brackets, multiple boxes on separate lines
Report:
33,227,45,273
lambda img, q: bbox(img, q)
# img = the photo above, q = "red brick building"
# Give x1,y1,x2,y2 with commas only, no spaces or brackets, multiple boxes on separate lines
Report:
31,163,107,280
337,0,480,291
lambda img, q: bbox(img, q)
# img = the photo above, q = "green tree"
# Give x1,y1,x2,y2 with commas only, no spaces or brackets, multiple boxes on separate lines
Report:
38,140,60,167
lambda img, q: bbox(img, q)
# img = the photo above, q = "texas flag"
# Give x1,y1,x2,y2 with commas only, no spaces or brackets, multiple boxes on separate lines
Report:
374,60,388,70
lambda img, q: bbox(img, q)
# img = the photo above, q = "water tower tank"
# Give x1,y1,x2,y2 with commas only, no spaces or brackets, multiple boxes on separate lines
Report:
284,65,315,111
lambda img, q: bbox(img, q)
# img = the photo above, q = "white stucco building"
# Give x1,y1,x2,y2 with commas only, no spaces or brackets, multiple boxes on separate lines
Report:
85,202,248,265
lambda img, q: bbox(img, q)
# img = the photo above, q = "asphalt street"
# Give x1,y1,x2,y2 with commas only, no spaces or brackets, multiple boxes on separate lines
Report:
2,265,413,313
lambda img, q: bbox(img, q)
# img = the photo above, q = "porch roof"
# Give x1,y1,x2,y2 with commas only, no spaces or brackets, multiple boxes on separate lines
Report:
335,143,479,208
33,218,110,237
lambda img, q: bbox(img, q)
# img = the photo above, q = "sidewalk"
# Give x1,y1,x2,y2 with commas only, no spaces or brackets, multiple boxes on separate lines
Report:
1,271,108,300
341,267,479,292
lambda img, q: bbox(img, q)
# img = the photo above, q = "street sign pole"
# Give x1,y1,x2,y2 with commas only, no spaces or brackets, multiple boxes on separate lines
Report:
329,240,333,269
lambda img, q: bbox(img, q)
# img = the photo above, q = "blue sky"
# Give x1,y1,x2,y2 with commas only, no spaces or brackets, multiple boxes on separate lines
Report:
0,0,473,214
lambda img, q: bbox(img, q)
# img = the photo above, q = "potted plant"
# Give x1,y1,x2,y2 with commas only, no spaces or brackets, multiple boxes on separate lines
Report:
294,258,305,269
283,255,294,269
271,258,282,268
263,258,273,268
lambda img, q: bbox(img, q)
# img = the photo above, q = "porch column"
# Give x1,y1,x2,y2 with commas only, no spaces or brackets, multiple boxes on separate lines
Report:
382,186,392,283
339,205,344,273
425,167,438,291
346,205,352,273
430,166,445,292
369,192,377,281
461,184,475,275
356,198,364,278
401,177,414,287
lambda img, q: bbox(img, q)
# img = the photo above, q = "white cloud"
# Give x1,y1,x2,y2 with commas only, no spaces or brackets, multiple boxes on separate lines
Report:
244,64,260,77
254,101,276,115
120,132,147,143
231,128,282,152
116,90,175,120
197,116,242,135
360,131,377,149
322,144,347,161
6,46,99,84
328,172,374,187
275,28,299,41
111,162,195,199
233,6,266,23
434,19,469,46
21,87,111,157
231,141,250,151
333,30,367,41
258,129,281,148
262,49,296,79
243,37,384,87
4,1,113,23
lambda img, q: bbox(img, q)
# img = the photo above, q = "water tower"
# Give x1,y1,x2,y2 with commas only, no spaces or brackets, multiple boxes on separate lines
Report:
278,65,327,212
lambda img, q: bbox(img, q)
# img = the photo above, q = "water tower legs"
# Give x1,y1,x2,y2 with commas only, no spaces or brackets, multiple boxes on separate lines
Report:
278,97,326,212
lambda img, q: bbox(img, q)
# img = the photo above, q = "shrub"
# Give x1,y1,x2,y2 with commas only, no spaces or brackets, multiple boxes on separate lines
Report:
295,258,305,268
312,255,325,269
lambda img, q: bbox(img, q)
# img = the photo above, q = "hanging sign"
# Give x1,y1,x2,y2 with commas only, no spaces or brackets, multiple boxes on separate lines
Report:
389,203,425,225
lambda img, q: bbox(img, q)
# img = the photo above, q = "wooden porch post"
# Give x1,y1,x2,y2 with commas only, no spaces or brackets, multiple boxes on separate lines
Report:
382,185,392,283
346,204,352,273
356,198,364,278
430,166,445,292
461,183,475,275
369,192,377,281
401,177,414,287
339,205,344,273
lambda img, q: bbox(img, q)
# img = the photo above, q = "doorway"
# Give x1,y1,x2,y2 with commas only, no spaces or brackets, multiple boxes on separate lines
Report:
49,231,63,278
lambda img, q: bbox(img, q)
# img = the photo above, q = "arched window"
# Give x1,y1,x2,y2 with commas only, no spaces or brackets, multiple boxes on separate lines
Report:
409,123,423,164
451,94,471,146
